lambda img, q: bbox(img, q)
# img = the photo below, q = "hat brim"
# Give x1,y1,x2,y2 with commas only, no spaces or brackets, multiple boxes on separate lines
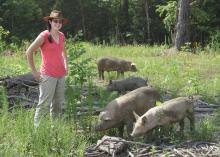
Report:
43,16,70,25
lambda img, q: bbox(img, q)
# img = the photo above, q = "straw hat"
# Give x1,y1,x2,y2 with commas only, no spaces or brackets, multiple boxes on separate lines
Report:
43,10,69,24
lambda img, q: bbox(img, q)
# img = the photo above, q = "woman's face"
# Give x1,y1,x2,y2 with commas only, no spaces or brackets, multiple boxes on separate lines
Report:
50,18,63,31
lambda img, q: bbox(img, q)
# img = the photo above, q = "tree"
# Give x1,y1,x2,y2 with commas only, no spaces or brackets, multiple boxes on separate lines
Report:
144,0,151,43
0,0,42,41
0,0,219,46
156,0,177,45
175,0,190,50
119,0,130,43
78,0,86,40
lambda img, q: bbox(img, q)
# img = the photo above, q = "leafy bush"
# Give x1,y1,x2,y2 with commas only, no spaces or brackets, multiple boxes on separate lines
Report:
156,1,177,32
206,30,220,54
0,26,9,53
65,37,96,86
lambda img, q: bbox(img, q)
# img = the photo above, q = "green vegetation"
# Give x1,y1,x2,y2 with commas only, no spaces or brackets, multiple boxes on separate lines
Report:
0,40,220,156
0,0,220,45
84,43,220,102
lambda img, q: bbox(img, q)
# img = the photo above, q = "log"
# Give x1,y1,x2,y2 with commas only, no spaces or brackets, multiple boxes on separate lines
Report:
2,72,38,91
194,107,216,112
194,100,220,108
96,136,128,155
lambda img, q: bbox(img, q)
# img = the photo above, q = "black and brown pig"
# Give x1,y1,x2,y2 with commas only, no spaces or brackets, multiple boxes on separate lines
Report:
131,97,195,137
107,76,148,93
97,56,137,80
94,86,161,138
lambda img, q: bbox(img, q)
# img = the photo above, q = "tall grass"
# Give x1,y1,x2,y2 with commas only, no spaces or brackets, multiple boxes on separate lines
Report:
0,68,88,156
0,107,88,156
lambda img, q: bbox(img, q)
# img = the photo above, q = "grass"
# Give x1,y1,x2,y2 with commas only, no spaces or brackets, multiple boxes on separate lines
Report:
82,43,220,102
0,42,220,156
0,109,89,156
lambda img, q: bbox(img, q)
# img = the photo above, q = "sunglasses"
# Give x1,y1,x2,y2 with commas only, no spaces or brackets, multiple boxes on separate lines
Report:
52,19,63,24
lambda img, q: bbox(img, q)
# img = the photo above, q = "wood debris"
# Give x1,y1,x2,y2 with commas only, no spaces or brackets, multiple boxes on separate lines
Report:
85,136,220,157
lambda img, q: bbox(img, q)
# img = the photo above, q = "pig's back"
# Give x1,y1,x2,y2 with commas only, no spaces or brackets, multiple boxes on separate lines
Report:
162,97,193,112
97,57,122,71
115,87,160,115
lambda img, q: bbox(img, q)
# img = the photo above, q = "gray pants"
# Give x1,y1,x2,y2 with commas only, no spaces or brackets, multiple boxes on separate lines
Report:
34,74,65,127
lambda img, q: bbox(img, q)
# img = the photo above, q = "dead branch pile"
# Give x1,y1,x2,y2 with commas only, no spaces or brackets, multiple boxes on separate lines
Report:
0,73,39,110
84,136,220,157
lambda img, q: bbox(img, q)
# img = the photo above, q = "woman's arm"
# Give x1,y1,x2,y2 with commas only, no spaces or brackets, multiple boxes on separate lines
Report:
26,35,44,81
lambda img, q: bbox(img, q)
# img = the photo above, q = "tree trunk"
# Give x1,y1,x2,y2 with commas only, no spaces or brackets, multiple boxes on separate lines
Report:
144,0,151,43
172,0,180,45
114,0,122,44
119,0,129,44
79,0,86,40
175,0,190,50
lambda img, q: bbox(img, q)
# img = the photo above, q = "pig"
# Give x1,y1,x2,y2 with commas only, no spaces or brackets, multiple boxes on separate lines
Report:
94,86,161,138
131,97,195,138
97,56,137,80
107,76,148,93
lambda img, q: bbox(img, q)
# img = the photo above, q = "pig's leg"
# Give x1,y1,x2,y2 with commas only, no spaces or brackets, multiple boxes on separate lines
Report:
162,125,173,139
121,72,124,77
117,125,124,137
117,71,120,78
188,113,195,131
101,71,104,80
118,72,124,78
99,70,102,80
179,120,184,136
126,122,134,140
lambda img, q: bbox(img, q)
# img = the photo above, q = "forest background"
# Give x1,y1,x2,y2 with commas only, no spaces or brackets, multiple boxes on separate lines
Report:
0,0,219,47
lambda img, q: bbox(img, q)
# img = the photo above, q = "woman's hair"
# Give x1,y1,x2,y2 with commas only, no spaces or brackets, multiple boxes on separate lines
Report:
47,20,52,43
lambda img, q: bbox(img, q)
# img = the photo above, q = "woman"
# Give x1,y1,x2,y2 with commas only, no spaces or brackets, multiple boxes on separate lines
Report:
26,10,69,127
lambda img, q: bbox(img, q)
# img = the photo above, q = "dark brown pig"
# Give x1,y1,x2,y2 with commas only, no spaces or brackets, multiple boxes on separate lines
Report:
131,97,195,137
107,76,148,93
97,56,137,80
94,86,161,138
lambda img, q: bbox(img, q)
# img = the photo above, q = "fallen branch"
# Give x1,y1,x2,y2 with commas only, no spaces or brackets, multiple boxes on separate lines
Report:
104,138,151,147
7,95,38,104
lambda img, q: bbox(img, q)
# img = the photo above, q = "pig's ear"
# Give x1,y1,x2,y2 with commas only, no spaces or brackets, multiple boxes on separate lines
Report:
142,116,147,124
131,63,136,67
133,111,140,121
109,80,112,84
102,112,112,120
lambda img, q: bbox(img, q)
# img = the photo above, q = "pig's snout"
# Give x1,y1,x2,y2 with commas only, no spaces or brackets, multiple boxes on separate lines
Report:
130,132,137,138
130,129,143,137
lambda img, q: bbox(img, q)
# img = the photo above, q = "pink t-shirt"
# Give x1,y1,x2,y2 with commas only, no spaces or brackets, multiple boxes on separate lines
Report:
39,30,66,77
